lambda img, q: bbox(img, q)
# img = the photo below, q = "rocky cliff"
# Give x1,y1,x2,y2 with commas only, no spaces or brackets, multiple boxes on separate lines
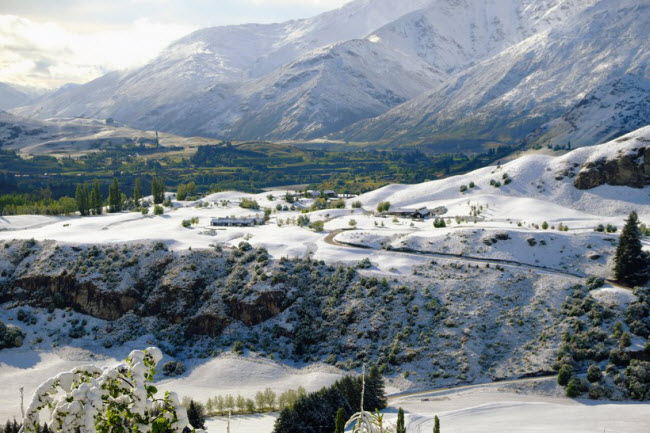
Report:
574,144,649,190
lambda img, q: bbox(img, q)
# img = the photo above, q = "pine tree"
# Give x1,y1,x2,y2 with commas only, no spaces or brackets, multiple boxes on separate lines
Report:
335,407,345,433
133,178,142,207
396,407,406,433
615,211,649,286
91,179,102,215
433,415,440,433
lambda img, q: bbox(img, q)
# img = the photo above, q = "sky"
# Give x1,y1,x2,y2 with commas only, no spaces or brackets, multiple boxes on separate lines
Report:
0,0,350,90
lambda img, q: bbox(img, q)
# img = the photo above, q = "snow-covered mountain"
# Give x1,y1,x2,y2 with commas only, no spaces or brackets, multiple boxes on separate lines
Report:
340,0,649,151
0,83,34,110
525,75,650,148
14,0,605,142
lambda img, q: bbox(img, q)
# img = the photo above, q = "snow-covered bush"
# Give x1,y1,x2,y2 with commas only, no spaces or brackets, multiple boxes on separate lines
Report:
0,320,25,349
23,347,201,433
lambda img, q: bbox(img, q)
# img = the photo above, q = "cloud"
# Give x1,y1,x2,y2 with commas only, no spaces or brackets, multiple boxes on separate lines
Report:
0,15,195,88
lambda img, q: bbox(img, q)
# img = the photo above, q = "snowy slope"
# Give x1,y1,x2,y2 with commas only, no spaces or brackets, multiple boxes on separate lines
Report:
341,0,649,151
355,125,650,218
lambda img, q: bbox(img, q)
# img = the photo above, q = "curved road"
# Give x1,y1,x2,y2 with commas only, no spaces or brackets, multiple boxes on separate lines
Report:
324,229,630,289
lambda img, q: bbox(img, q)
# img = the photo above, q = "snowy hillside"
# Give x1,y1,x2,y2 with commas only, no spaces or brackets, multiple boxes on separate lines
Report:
12,0,605,142
341,0,649,151
355,125,650,217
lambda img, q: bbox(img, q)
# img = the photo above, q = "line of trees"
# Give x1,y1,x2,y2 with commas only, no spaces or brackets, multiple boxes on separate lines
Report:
187,386,307,417
74,177,158,216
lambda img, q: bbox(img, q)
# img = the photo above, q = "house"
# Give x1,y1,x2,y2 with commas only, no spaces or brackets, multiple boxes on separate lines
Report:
210,217,265,227
323,190,338,198
305,190,320,198
387,207,431,219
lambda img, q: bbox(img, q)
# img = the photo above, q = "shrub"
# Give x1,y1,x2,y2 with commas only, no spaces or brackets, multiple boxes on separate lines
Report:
377,201,391,213
557,364,574,386
233,341,245,355
459,185,468,193
153,205,164,215
0,321,25,349
587,364,602,383
309,221,325,232
240,198,260,210
565,378,587,398
162,360,187,377
352,201,362,208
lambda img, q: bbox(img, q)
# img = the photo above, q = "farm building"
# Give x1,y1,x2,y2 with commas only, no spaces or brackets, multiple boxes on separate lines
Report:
210,217,265,227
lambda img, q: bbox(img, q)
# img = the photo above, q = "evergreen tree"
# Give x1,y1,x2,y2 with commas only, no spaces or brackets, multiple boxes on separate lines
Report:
186,400,206,429
108,178,122,213
133,178,142,207
433,415,440,433
396,407,406,433
75,183,88,216
615,211,649,286
91,179,102,215
334,407,345,433
152,176,165,204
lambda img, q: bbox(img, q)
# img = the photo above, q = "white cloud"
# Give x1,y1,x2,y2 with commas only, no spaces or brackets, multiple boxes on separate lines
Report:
0,15,196,89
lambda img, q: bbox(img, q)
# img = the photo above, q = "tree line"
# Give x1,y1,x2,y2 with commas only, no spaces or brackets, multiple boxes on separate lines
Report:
74,176,166,216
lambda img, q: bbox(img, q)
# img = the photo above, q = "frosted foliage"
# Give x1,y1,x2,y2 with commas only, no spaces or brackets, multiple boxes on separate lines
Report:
345,411,376,433
23,347,203,433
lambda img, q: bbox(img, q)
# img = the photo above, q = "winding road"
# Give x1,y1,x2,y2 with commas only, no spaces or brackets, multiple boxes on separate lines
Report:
324,229,630,289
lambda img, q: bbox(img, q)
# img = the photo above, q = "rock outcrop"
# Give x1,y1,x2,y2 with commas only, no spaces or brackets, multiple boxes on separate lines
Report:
574,145,649,190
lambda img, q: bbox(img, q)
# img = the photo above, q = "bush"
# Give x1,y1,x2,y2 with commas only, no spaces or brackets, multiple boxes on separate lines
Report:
352,201,362,208
587,364,602,383
557,364,574,386
625,360,650,400
153,205,164,215
162,360,187,377
233,341,245,355
459,185,468,193
240,198,260,210
309,221,325,232
377,201,391,213
0,321,25,349
565,378,587,398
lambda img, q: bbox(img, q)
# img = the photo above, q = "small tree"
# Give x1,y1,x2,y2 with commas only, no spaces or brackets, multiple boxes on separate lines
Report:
133,178,142,207
433,415,440,433
91,179,102,215
187,400,206,429
75,183,89,216
614,211,649,286
396,408,406,433
335,408,346,433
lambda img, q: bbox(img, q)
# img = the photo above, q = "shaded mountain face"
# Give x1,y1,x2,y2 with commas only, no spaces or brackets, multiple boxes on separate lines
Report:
339,0,649,151
12,0,645,150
